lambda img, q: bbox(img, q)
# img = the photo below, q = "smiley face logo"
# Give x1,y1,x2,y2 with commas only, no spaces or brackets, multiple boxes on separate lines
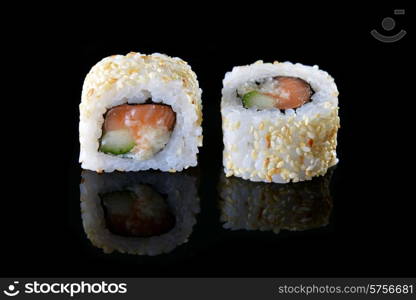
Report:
371,9,407,43
3,281,20,297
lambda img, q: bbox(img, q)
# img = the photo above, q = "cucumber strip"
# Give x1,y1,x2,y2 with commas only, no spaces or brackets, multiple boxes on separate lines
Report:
99,129,135,155
242,91,276,109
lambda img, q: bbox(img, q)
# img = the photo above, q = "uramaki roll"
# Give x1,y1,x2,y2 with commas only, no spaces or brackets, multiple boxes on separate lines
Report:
79,52,202,172
221,61,340,183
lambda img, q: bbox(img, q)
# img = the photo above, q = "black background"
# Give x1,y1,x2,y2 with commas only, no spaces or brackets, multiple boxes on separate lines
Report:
2,6,414,278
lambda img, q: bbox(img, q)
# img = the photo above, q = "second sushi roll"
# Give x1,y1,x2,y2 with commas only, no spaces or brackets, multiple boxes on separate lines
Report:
221,61,340,183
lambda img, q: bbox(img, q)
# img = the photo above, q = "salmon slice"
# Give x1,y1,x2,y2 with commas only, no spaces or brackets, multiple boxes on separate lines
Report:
268,77,312,110
104,104,176,137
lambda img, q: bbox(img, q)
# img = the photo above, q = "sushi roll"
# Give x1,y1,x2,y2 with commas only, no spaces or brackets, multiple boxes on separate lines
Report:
219,168,334,233
79,52,203,172
221,61,340,183
80,170,200,255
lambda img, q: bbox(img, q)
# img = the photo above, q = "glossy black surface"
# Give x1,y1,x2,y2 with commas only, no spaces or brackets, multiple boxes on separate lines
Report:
3,7,414,277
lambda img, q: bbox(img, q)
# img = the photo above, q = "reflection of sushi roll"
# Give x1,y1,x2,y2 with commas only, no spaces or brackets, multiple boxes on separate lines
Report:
80,170,199,255
221,61,340,183
219,169,333,233
79,52,202,172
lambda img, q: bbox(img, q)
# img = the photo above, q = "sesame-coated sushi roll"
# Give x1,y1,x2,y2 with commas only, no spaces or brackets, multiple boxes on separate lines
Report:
221,61,340,183
79,52,203,173
80,170,200,255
